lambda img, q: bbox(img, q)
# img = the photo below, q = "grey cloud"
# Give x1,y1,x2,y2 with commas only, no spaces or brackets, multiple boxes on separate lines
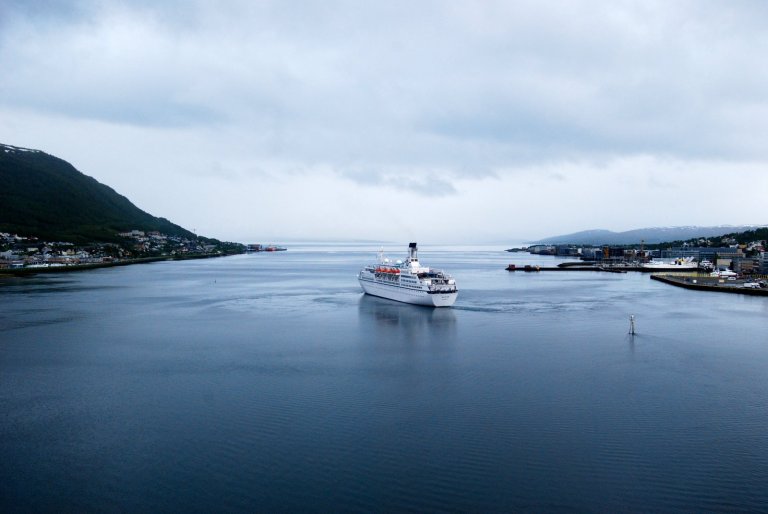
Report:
339,166,457,197
402,176,456,197
2,0,768,189
0,0,89,26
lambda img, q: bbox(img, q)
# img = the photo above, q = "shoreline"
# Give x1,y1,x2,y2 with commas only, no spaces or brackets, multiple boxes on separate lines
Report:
0,253,241,277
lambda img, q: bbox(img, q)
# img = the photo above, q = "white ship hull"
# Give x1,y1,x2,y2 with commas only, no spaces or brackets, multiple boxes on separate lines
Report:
642,263,698,270
642,257,698,270
359,277,457,307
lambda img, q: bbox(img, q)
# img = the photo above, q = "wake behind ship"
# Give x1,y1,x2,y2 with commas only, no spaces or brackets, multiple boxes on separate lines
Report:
358,243,458,307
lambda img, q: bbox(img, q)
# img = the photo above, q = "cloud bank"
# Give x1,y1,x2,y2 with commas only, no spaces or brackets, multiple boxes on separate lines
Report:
1,1,766,242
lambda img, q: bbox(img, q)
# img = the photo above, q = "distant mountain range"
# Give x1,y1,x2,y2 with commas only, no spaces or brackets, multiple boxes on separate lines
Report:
534,226,765,245
0,143,195,243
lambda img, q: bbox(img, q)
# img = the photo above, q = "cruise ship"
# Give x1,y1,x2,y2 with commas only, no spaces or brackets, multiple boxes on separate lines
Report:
358,243,458,307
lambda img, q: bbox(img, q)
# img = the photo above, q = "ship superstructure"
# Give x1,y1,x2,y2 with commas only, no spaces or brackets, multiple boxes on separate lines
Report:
358,243,458,307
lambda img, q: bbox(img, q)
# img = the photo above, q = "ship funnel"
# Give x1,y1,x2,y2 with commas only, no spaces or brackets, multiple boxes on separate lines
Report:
409,242,418,260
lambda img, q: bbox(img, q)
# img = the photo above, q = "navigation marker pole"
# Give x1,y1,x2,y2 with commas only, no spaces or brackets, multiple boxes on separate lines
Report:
629,315,636,335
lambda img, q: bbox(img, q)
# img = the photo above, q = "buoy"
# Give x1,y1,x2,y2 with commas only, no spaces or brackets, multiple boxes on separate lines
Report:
629,315,636,335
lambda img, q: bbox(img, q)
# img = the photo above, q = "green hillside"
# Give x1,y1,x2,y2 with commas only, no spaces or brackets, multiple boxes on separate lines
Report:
647,226,768,249
0,143,196,243
721,227,768,245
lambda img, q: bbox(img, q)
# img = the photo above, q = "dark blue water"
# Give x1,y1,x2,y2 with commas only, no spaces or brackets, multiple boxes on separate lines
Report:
2,245,767,512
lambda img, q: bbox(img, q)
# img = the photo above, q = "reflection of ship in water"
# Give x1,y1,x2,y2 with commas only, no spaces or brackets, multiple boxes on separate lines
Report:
358,294,456,345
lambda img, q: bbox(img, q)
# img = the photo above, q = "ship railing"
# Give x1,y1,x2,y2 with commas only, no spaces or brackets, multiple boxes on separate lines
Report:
429,284,457,293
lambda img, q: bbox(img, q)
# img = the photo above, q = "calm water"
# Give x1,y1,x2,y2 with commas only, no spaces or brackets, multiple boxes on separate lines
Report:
2,245,767,512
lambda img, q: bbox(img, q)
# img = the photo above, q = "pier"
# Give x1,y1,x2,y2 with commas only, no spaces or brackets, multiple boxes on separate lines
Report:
505,264,691,273
504,264,768,295
650,274,768,296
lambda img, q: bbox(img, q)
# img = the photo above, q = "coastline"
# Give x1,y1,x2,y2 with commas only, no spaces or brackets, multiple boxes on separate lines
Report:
0,253,239,278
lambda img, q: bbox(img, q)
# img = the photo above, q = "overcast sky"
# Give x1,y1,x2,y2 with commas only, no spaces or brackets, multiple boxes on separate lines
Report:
2,1,767,243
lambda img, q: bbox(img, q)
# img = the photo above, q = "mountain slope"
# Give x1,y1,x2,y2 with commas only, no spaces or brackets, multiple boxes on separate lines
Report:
535,225,764,245
0,143,195,243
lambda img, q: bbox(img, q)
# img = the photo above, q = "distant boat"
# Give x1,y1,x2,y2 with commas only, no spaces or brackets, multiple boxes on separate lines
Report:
710,268,738,278
246,244,287,252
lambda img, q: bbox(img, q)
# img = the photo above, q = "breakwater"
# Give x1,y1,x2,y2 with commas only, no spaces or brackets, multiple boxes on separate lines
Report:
650,274,768,296
505,264,694,273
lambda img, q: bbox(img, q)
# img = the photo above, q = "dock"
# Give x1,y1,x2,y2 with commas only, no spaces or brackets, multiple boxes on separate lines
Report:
505,265,608,272
503,263,768,295
650,274,768,296
505,264,690,273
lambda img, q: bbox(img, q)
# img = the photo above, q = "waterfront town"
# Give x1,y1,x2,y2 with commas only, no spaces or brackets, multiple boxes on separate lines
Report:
503,235,768,295
3,229,767,292
0,230,245,270
514,236,768,275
